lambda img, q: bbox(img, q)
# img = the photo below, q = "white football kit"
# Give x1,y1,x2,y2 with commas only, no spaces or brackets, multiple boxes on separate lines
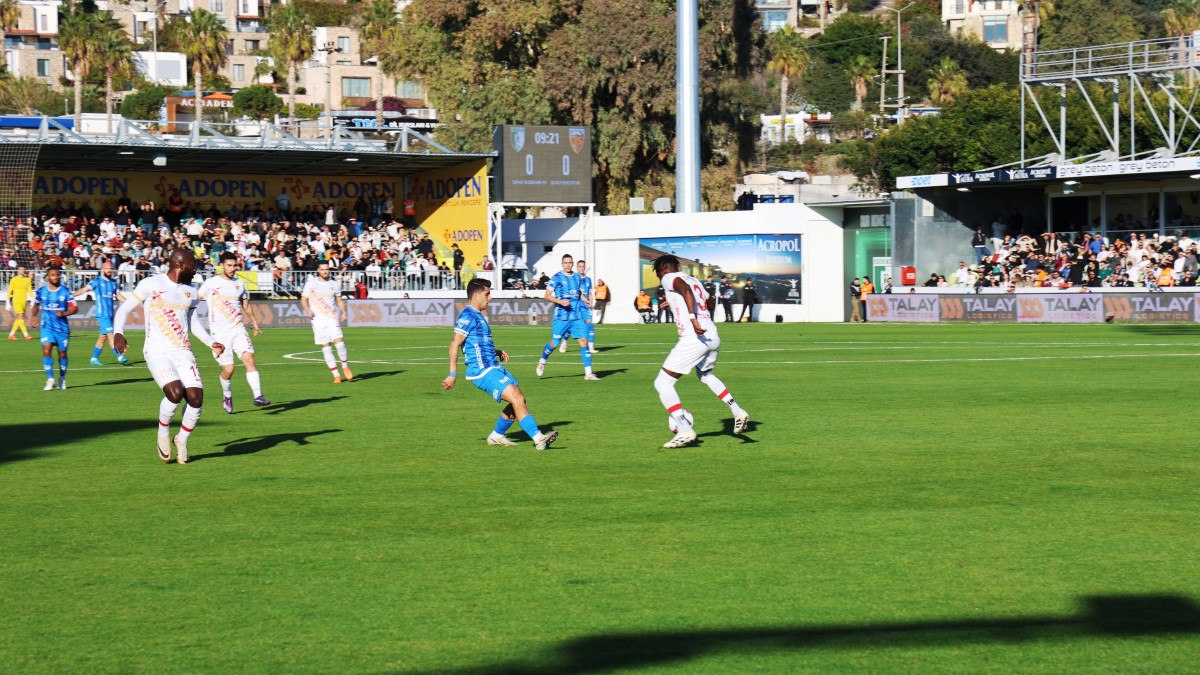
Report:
119,274,214,390
198,275,254,367
302,276,344,345
659,271,721,374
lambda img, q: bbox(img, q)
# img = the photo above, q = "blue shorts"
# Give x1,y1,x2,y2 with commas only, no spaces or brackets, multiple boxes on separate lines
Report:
96,316,114,335
576,306,593,321
40,332,70,351
552,318,588,341
471,367,518,403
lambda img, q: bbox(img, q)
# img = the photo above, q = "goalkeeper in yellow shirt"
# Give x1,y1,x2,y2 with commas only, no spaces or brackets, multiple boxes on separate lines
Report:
6,265,33,340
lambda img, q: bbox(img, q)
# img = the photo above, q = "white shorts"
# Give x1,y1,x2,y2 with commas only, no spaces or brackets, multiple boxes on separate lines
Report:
145,349,203,390
213,329,254,366
312,320,343,345
662,336,721,374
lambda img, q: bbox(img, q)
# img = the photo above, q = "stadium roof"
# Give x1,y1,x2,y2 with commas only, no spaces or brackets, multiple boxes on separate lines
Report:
0,117,493,177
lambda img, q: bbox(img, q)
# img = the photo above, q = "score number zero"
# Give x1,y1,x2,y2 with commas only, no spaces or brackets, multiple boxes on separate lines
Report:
525,153,572,177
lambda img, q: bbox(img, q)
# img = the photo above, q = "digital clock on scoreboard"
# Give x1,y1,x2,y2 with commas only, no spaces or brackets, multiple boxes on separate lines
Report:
492,124,593,204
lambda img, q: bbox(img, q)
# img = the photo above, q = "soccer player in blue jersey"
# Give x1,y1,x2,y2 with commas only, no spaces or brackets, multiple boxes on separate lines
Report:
443,278,559,450
73,261,129,366
30,267,78,390
576,259,598,354
535,254,598,380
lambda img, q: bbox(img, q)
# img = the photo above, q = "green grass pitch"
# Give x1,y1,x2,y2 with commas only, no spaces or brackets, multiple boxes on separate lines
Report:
2,322,1199,672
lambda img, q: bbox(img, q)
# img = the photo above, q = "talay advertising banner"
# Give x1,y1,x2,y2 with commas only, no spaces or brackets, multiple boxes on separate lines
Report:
638,235,803,304
1,298,555,331
867,293,1200,323
410,160,489,274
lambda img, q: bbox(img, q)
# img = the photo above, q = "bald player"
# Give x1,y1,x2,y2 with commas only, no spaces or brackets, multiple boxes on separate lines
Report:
114,249,224,464
74,260,129,366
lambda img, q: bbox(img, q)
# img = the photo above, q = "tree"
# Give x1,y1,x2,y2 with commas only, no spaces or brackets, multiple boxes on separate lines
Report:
0,0,19,77
58,3,100,129
176,8,228,127
0,76,58,114
927,57,968,106
268,3,314,131
767,26,808,142
1039,0,1142,50
93,13,135,133
847,54,877,111
232,84,283,119
1163,0,1200,37
120,85,166,120
359,0,398,132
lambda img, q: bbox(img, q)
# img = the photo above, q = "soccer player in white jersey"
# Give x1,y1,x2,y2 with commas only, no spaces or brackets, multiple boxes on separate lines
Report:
301,261,353,383
199,251,270,413
652,254,750,448
114,248,224,464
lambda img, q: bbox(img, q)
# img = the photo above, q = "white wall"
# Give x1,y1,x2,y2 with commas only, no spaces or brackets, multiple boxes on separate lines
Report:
502,204,845,324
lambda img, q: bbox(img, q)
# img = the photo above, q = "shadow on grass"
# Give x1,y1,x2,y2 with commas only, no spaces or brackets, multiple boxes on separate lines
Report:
1116,323,1200,335
262,396,348,415
349,369,405,382
0,419,155,465
74,377,155,388
542,369,628,380
697,418,760,443
439,595,1200,674
191,429,342,461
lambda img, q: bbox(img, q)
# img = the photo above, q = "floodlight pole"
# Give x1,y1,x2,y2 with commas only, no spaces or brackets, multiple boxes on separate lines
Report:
316,41,344,141
675,0,701,214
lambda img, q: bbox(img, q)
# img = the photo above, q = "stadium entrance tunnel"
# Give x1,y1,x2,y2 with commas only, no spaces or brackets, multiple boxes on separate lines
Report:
461,594,1200,672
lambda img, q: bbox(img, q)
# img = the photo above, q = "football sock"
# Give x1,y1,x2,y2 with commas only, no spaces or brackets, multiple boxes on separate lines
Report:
178,405,201,443
42,355,53,379
246,370,262,397
58,357,68,378
540,343,555,361
587,322,595,347
698,371,745,416
580,348,593,375
158,398,179,437
220,376,233,398
321,346,337,374
517,414,542,440
92,346,103,359
335,341,349,366
494,415,515,435
654,371,692,432
112,347,123,358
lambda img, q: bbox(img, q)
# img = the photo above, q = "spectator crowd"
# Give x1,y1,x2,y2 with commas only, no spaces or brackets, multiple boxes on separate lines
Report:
0,194,481,291
935,229,1200,291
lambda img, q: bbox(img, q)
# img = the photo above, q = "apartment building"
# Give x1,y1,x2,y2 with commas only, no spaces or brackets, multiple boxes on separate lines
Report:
941,0,1022,51
3,0,430,119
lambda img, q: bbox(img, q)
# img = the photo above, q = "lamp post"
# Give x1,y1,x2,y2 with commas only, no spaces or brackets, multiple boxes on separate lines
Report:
880,2,915,122
315,40,343,141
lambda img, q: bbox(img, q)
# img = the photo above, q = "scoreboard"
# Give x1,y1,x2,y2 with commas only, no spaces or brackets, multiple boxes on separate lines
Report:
492,124,593,204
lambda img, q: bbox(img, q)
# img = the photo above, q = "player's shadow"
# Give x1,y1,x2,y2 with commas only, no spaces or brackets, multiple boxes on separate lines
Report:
542,369,628,380
594,346,623,352
698,418,761,443
1116,324,1200,335
192,429,342,461
441,594,1200,674
348,369,405,382
0,419,152,465
75,377,155,388
260,396,348,415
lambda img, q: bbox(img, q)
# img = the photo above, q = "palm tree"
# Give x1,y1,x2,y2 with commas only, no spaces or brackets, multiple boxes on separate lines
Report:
58,4,100,129
847,54,877,112
268,3,314,132
359,0,397,132
927,57,968,107
766,25,808,143
177,7,228,128
0,0,20,76
94,13,134,132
